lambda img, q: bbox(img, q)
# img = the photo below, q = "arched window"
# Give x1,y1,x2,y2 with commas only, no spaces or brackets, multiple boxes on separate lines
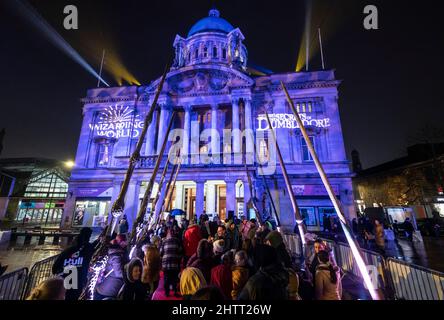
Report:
301,136,315,162
222,48,227,59
203,47,208,58
213,46,218,58
188,52,191,62
194,49,199,59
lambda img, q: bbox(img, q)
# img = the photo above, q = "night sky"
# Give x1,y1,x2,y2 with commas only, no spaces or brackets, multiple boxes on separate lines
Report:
1,0,442,169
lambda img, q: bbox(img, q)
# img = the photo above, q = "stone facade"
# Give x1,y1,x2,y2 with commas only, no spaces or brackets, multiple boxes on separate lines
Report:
64,9,354,232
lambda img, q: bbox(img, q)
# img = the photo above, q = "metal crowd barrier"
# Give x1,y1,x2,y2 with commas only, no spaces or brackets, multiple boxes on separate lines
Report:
386,258,444,300
328,240,393,298
315,237,444,300
22,254,60,299
282,233,303,258
0,268,28,300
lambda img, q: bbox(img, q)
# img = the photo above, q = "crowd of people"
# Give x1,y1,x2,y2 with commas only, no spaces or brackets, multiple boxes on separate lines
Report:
25,213,343,301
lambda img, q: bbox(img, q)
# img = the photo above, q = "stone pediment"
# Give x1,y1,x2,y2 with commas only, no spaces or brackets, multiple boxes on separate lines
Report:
145,65,254,97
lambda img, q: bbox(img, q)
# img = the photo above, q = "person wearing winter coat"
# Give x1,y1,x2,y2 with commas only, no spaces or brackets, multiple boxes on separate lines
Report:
238,244,289,300
231,250,249,300
160,228,183,297
52,227,96,300
264,230,292,268
306,239,326,284
374,219,386,254
314,250,342,300
95,235,129,300
226,220,241,250
187,239,214,283
183,223,203,263
246,219,258,241
214,225,231,251
118,258,148,300
142,245,161,298
26,277,66,300
210,251,233,300
180,267,207,300
118,216,129,235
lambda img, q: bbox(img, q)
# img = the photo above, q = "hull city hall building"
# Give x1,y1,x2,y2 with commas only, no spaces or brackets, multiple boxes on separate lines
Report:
63,9,355,232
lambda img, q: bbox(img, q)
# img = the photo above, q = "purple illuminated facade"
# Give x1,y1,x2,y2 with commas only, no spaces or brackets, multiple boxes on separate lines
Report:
63,9,355,231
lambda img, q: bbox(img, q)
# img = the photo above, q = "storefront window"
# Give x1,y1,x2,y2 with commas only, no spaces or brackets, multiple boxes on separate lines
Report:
73,200,110,228
300,207,317,226
318,207,336,229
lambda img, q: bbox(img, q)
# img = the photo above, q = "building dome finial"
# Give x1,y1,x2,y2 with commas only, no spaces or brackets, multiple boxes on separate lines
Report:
209,8,220,18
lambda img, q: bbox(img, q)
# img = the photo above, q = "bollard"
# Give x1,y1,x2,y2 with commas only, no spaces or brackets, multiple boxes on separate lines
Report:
38,235,46,245
52,235,60,245
24,234,32,245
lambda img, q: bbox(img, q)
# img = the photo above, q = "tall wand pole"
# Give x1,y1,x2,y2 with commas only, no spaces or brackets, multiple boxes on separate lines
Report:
281,81,381,300
111,63,170,231
263,111,307,245
129,111,177,244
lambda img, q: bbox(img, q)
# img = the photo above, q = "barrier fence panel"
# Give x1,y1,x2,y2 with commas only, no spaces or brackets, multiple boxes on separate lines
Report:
386,258,444,300
282,233,302,259
0,268,28,300
22,254,60,299
319,238,394,299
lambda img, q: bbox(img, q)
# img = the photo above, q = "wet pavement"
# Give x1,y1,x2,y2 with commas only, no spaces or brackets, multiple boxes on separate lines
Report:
362,237,444,272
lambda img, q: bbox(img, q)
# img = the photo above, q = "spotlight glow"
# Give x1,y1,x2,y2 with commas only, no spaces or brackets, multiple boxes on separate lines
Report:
7,0,110,86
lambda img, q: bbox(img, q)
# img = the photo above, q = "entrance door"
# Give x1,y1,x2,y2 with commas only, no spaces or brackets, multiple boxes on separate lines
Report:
218,185,226,221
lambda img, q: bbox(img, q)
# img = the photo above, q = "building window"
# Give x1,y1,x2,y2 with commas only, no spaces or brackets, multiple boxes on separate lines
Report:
188,52,191,62
203,47,208,57
194,49,199,59
300,207,317,226
23,170,68,199
97,143,110,167
259,139,269,162
222,48,227,59
213,46,218,58
301,136,315,162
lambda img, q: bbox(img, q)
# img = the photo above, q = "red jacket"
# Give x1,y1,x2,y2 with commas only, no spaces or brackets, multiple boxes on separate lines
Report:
184,225,202,258
210,264,233,300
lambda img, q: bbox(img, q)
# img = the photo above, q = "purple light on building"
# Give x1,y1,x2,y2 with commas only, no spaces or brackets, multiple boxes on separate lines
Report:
64,8,354,232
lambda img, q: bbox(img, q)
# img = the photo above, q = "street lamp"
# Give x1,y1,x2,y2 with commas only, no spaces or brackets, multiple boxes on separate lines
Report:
64,160,75,168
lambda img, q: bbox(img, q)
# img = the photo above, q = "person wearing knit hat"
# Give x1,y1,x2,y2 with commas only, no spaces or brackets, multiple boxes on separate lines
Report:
213,239,225,256
264,230,283,248
180,267,207,299
264,231,292,268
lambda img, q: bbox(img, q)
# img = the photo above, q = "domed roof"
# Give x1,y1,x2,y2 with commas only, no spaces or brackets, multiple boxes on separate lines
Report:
187,9,234,37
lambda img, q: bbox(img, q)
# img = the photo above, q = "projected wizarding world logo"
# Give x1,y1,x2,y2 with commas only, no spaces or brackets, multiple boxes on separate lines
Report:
89,105,144,139
256,113,331,131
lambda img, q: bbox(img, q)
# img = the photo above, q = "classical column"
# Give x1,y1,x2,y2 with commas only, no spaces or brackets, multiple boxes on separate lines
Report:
145,107,158,155
108,180,123,225
225,178,237,216
157,104,171,155
174,183,184,210
231,98,242,164
243,179,251,219
206,183,216,215
244,98,254,164
123,180,141,229
211,105,220,162
195,180,206,220
183,105,192,162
